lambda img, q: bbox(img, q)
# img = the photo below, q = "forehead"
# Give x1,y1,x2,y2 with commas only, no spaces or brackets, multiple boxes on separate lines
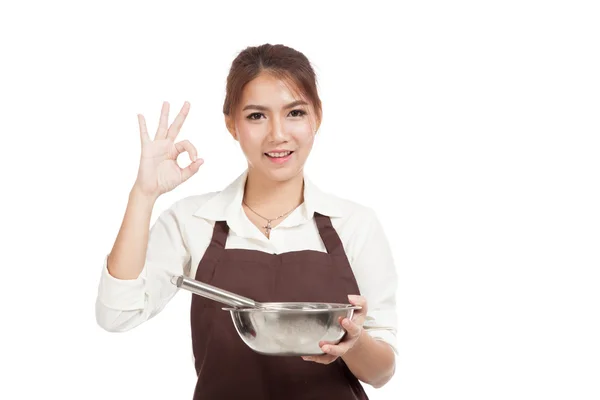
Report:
240,73,306,106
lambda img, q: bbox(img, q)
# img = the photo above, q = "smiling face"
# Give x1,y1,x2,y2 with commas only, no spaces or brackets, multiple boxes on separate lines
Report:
225,72,320,183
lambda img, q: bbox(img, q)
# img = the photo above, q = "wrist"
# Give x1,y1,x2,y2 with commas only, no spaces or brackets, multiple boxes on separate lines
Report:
129,185,158,207
345,328,368,357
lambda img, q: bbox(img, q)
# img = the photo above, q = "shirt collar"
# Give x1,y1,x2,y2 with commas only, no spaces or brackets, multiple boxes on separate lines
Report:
303,175,344,219
192,169,343,233
192,171,247,223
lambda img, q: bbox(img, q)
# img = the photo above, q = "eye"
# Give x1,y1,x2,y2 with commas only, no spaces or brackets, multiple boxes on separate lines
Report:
289,109,307,117
246,112,265,120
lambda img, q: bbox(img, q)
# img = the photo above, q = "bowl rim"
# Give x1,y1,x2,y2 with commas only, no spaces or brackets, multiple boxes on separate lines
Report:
221,302,362,313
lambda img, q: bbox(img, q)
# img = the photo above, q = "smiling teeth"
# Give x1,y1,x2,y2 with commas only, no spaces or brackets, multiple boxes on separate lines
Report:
267,151,291,158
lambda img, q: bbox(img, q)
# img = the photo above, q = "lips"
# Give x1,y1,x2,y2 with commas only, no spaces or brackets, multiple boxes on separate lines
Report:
264,150,294,165
265,150,293,158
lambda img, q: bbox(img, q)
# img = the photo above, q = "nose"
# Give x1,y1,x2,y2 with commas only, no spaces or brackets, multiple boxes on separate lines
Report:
268,116,288,143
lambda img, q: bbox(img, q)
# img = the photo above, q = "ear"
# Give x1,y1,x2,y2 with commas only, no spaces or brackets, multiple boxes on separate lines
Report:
314,119,321,135
224,115,238,141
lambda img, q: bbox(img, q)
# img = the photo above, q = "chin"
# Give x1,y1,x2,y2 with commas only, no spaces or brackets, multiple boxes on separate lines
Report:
264,166,303,182
252,159,304,183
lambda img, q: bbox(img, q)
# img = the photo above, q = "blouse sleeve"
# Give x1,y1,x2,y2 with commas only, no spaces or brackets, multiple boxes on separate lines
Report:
95,201,190,332
347,207,399,355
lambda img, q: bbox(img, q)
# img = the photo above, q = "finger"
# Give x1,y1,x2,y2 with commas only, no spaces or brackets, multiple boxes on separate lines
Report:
181,157,204,183
154,101,170,140
174,140,198,162
348,294,367,308
321,343,348,358
318,340,338,347
167,101,190,140
341,318,362,338
302,354,337,364
174,140,203,182
348,294,368,322
138,114,150,144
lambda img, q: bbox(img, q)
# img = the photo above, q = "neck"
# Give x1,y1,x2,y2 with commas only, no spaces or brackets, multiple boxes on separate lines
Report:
243,168,304,218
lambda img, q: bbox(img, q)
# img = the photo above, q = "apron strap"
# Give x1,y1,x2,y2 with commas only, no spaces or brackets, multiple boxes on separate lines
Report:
314,213,345,256
210,220,229,249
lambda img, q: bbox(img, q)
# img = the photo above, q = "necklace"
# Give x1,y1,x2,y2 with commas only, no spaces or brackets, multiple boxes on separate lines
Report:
243,201,296,236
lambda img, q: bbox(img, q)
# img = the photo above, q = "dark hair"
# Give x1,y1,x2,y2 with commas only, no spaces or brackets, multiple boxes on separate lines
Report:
222,44,322,126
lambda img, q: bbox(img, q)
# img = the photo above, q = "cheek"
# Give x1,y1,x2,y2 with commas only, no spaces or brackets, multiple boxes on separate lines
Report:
236,122,253,138
289,121,315,140
237,126,264,150
238,136,270,166
293,128,316,148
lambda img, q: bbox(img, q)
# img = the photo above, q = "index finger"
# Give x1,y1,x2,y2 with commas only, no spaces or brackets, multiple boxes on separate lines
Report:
167,101,191,140
348,295,367,308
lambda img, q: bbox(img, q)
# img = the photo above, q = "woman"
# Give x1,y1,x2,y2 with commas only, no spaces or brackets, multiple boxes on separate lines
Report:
96,43,398,399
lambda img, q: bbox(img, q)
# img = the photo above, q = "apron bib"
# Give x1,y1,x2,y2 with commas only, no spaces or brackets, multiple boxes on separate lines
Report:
190,213,368,400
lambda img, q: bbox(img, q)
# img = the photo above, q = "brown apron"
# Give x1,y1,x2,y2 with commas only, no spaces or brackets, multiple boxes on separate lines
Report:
190,213,369,400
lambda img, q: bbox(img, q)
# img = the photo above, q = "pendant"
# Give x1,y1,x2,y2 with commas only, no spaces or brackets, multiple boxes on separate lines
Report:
263,220,272,236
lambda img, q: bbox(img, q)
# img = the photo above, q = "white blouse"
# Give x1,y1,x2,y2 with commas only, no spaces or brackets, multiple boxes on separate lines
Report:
95,170,399,354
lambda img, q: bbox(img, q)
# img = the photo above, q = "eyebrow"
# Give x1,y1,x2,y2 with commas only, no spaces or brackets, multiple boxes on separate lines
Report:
242,100,308,112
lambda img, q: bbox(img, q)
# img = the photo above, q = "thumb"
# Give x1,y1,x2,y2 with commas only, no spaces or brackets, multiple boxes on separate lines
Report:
181,158,204,182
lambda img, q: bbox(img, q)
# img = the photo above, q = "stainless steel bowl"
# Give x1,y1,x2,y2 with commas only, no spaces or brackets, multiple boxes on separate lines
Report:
223,302,359,356
172,275,360,356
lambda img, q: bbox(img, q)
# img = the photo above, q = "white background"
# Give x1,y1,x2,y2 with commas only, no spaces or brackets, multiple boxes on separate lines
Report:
1,0,598,399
